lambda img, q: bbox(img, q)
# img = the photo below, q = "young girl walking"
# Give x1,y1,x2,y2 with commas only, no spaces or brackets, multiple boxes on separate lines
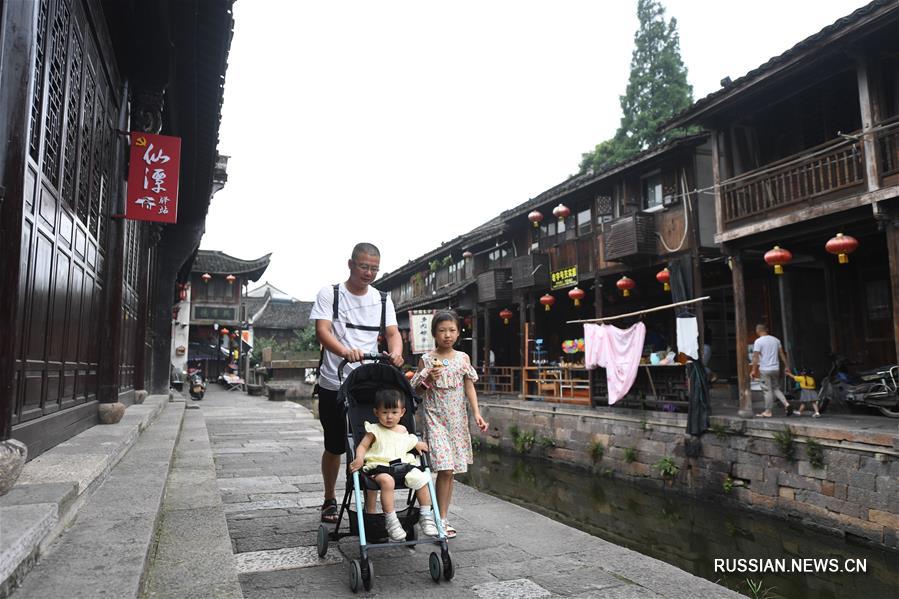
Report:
411,310,488,538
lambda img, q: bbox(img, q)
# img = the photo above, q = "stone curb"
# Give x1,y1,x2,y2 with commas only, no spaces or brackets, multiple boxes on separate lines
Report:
0,396,169,598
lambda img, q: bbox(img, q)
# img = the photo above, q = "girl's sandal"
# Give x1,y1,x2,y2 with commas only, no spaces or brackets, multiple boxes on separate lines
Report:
442,520,457,538
320,498,339,524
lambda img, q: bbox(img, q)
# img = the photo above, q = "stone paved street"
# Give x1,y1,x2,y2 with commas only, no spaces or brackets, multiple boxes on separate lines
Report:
193,387,739,598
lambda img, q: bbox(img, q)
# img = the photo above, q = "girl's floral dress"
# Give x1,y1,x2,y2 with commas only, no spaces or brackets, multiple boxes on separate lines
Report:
411,351,479,473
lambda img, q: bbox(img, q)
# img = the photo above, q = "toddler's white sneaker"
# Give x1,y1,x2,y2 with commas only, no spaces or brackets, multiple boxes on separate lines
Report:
384,512,406,542
419,512,439,537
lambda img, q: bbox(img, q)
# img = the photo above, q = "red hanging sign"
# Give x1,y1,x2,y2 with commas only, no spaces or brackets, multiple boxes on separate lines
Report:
125,132,181,223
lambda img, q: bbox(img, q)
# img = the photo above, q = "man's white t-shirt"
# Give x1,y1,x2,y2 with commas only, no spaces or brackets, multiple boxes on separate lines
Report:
309,283,398,391
752,335,782,372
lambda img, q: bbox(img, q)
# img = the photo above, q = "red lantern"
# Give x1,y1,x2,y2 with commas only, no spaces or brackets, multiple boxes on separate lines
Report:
499,308,514,325
616,276,635,297
568,287,585,307
201,273,212,283
764,246,792,275
404,370,415,380
177,283,188,301
220,327,229,335
825,233,858,264
539,293,556,311
462,250,473,259
656,268,670,292
226,274,236,284
463,315,473,329
552,203,570,220
528,210,544,228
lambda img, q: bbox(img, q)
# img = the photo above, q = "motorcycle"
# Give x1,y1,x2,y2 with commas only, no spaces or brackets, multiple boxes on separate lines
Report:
188,368,206,400
818,354,899,418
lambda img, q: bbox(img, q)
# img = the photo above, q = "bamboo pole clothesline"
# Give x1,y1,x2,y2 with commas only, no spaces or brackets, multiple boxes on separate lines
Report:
566,296,711,324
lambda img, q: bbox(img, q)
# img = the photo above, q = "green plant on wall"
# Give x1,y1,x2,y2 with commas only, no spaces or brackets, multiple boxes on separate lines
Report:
805,438,824,469
723,475,734,494
773,426,796,462
509,425,535,455
589,440,605,463
653,456,679,478
538,435,556,450
742,578,782,599
623,447,637,463
710,422,729,441
429,259,440,272
442,255,453,266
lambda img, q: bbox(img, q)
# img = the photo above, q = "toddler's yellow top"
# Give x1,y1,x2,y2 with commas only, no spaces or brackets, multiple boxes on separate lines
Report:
361,421,418,471
789,374,816,390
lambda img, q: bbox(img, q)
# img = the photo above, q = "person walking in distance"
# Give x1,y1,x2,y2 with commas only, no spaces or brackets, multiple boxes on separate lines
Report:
310,243,404,524
750,323,792,418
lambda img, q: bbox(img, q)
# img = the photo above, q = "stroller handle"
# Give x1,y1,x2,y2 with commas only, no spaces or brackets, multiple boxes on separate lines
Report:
337,352,395,383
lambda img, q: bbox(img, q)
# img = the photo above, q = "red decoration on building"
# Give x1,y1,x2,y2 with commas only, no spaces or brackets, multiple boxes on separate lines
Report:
552,203,570,220
656,268,670,291
568,287,585,307
764,246,792,275
499,308,514,325
616,276,635,297
177,283,188,301
226,274,236,284
528,210,544,228
201,273,212,283
220,328,229,335
462,250,473,259
825,233,858,264
539,293,556,311
125,132,182,223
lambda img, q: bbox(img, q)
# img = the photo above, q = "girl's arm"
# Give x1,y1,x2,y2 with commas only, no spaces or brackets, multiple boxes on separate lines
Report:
410,356,440,390
462,354,488,432
349,432,374,472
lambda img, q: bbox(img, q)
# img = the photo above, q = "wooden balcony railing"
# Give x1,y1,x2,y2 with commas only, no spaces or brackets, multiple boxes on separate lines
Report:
475,366,520,395
522,366,590,406
721,139,864,225
880,126,899,177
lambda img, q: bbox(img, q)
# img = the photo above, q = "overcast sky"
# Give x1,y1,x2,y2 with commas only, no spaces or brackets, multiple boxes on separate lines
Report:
200,0,868,300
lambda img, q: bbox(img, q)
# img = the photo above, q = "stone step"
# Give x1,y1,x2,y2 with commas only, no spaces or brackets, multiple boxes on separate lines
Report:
8,399,185,599
141,406,242,598
0,396,168,598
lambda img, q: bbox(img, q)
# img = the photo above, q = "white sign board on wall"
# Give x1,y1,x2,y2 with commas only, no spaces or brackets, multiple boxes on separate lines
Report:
409,310,436,354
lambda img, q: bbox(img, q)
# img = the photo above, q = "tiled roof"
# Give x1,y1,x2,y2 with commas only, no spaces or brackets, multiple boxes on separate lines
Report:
253,300,313,330
663,0,899,129
193,250,272,280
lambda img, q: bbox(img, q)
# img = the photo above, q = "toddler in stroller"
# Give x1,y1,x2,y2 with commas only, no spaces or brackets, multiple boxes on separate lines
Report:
349,387,440,540
316,355,454,592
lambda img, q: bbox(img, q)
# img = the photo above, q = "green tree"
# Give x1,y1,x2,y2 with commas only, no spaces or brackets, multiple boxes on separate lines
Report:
580,0,695,173
291,326,320,353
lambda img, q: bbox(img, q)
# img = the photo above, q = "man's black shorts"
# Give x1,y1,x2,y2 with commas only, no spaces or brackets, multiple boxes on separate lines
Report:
317,387,346,455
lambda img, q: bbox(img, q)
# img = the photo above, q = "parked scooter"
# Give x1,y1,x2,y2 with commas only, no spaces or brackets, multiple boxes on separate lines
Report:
818,354,899,418
188,367,206,400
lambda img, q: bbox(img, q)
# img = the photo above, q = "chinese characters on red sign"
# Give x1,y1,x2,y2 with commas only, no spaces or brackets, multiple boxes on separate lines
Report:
125,132,181,223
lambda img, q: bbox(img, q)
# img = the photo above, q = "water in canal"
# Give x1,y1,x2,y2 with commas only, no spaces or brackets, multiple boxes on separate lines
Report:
459,450,899,599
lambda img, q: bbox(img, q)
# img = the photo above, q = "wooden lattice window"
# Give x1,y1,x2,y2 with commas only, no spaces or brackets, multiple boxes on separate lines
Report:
76,63,95,224
29,0,50,161
88,84,106,239
62,29,83,207
43,0,71,187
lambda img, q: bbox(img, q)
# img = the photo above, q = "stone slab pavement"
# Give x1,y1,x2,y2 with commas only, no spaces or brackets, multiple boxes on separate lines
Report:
196,387,740,598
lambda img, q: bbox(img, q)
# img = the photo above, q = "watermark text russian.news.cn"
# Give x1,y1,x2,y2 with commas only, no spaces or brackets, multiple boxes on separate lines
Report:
714,558,866,575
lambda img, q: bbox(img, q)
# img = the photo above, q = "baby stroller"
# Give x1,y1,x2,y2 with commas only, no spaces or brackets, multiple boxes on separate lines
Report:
316,353,454,592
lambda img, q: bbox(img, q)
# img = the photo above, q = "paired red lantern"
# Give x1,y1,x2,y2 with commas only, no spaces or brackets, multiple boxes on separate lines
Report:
528,210,544,228
764,246,792,275
220,327,229,335
226,274,236,284
201,273,212,283
616,276,636,297
552,203,571,220
656,268,670,292
499,308,514,325
825,233,858,264
539,293,556,311
568,287,585,307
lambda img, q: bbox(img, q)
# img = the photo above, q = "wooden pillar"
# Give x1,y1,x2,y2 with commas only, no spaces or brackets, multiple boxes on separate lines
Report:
886,216,899,364
777,273,794,366
711,129,725,237
518,293,528,368
483,304,492,371
0,0,38,442
471,304,479,369
822,264,839,354
730,251,753,417
855,53,882,194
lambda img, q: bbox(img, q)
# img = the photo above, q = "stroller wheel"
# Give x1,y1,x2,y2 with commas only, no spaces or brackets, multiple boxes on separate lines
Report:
428,552,442,583
316,525,329,558
348,559,362,593
441,549,454,581
361,557,374,591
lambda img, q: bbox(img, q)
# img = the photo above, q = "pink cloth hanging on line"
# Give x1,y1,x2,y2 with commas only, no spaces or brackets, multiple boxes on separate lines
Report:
584,322,646,405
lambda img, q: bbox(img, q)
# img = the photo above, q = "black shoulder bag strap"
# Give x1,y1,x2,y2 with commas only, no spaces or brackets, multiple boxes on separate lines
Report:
377,290,388,353
314,284,340,396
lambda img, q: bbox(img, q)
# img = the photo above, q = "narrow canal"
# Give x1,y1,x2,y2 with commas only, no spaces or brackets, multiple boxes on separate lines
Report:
459,450,899,599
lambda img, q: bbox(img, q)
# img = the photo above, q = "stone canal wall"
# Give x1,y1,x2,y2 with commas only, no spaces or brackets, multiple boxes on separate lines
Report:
477,400,899,550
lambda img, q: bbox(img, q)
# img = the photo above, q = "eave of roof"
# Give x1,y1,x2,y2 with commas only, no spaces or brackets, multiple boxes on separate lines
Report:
662,0,899,130
193,250,272,280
